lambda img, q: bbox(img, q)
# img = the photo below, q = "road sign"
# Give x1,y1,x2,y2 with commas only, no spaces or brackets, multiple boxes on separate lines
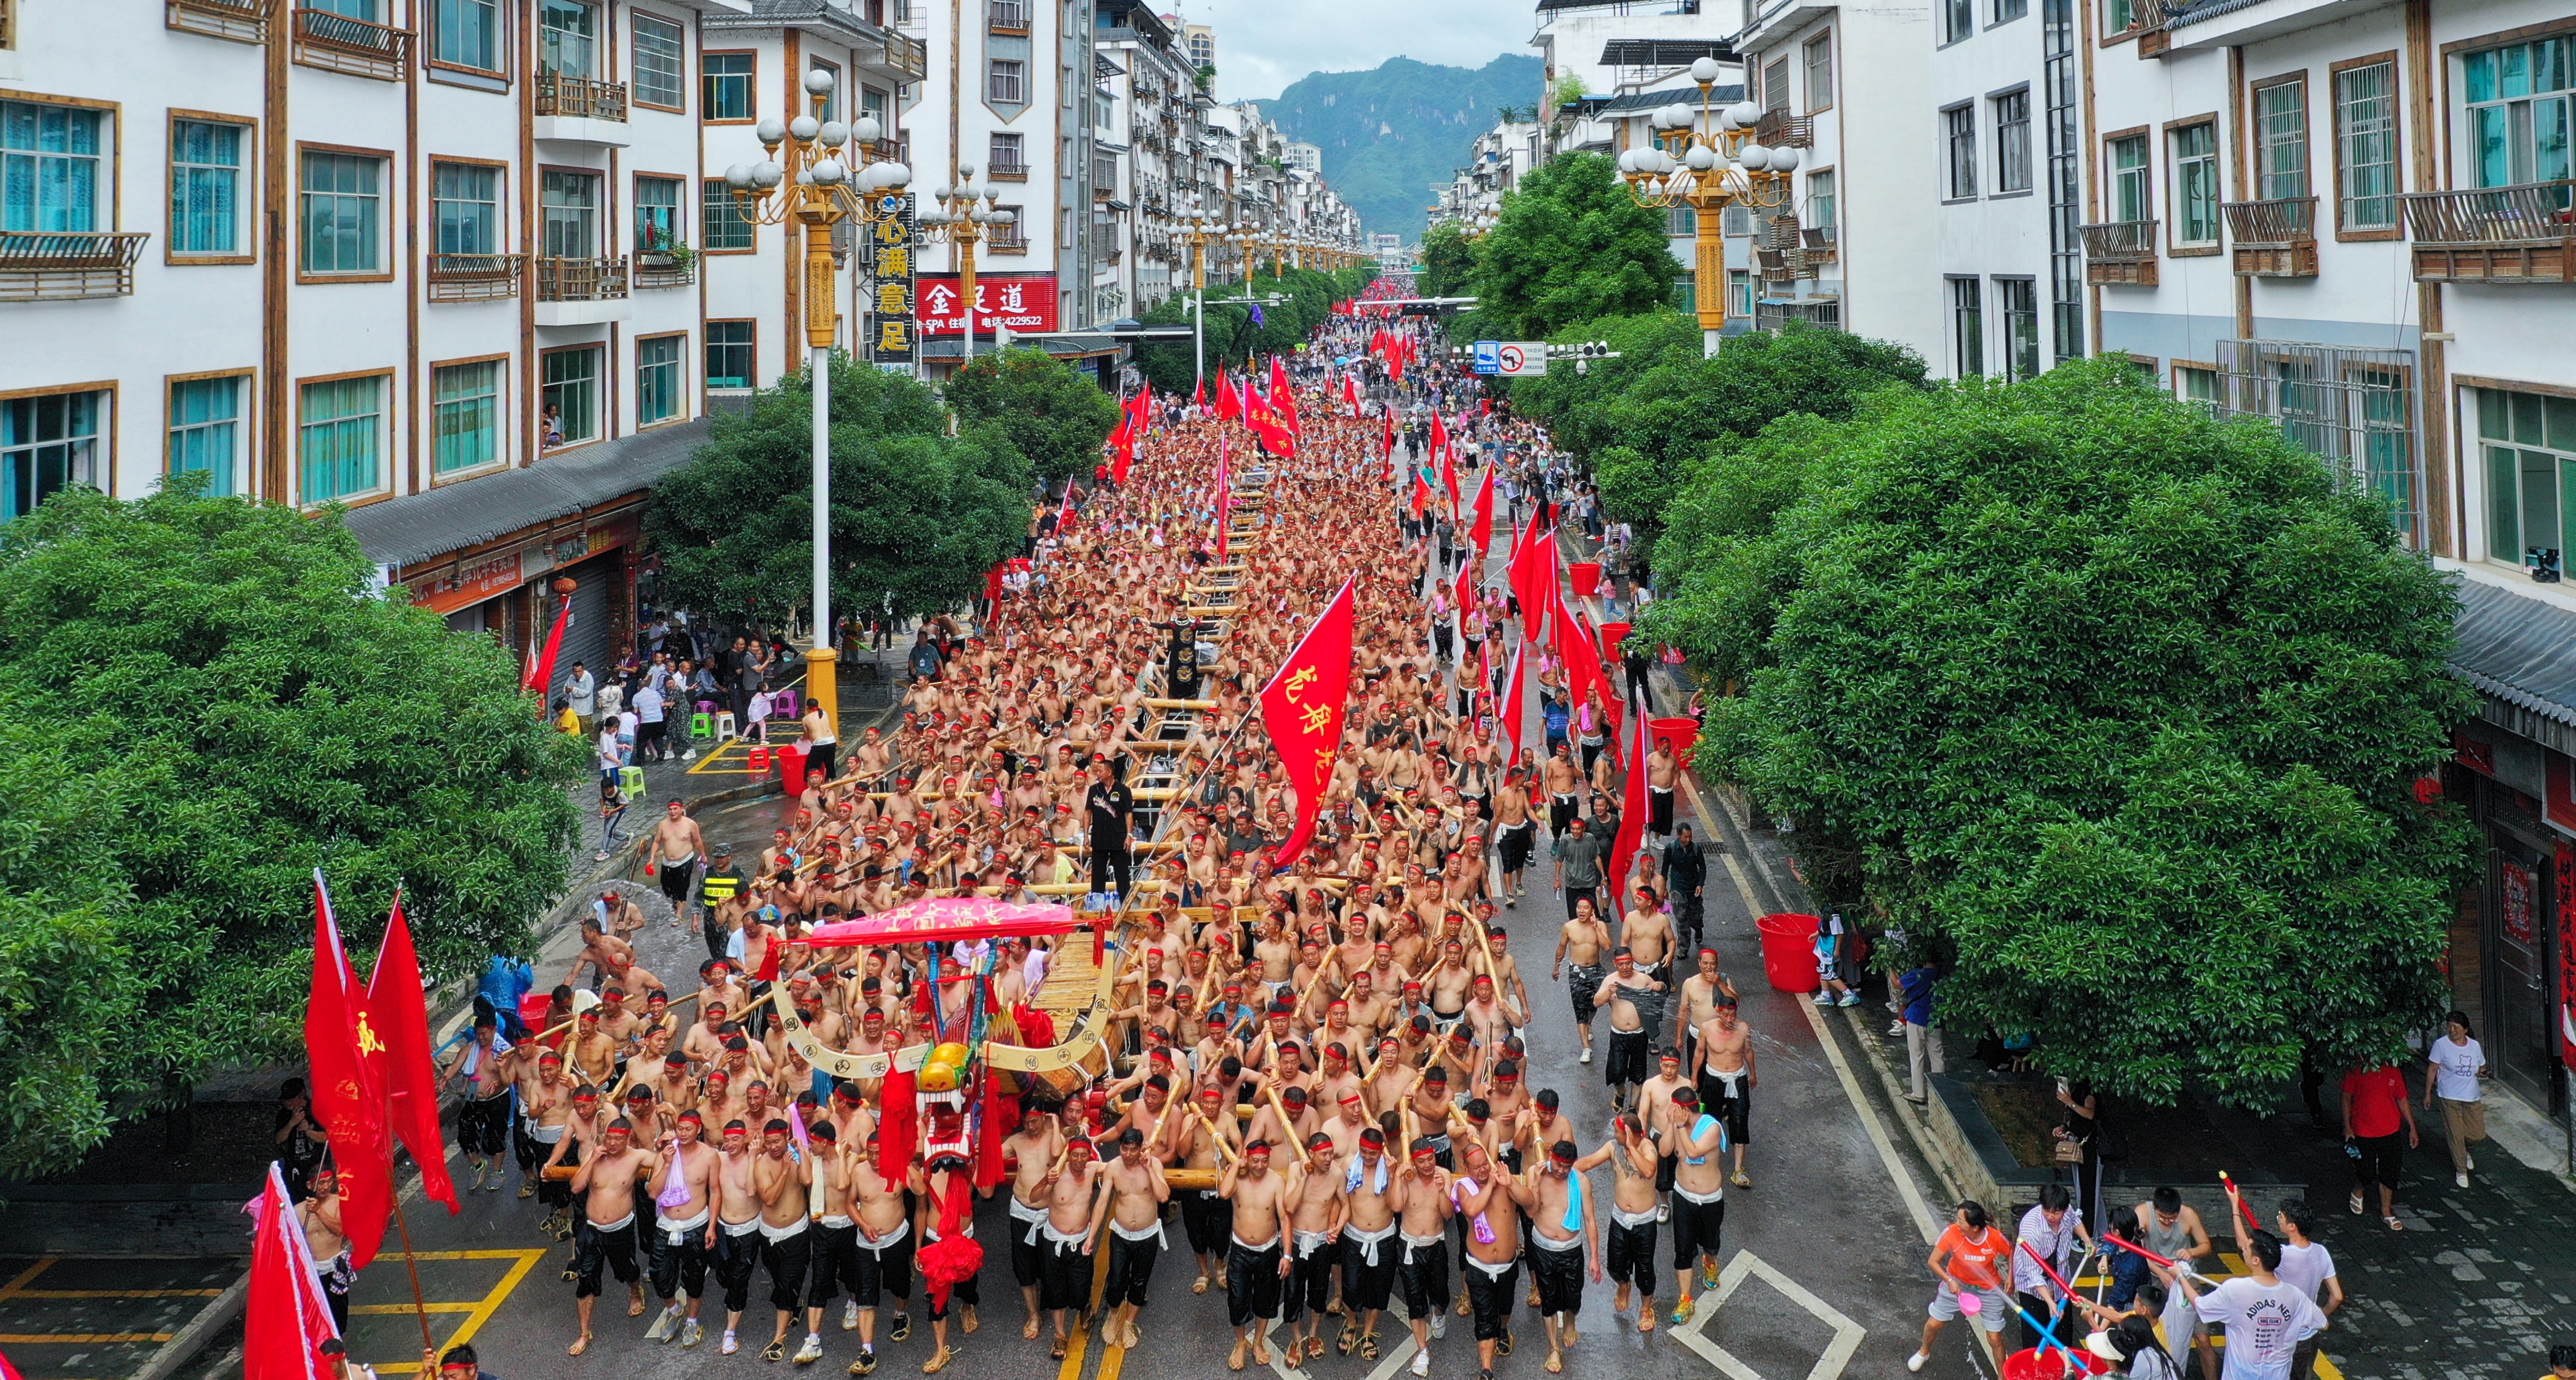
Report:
1495,341,1547,377
1472,341,1502,374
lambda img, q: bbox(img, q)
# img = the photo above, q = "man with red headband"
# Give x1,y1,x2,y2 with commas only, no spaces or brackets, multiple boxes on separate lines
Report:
1218,1137,1295,1371
1038,1135,1112,1360
1100,1125,1172,1352
566,1116,652,1355
1528,1138,1600,1374
1392,1137,1456,1376
644,1109,719,1347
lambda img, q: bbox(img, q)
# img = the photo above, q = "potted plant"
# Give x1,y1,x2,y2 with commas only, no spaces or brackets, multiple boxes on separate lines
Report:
636,225,683,268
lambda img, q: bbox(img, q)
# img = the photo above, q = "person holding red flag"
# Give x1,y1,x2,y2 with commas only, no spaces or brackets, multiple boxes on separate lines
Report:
1257,577,1358,870
368,892,463,1213
306,874,392,1272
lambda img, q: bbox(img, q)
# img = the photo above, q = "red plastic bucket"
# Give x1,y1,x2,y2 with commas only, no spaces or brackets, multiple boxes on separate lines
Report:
1598,621,1631,662
1650,716,1699,762
775,744,808,789
2004,1348,2111,1379
1570,562,1602,597
1757,912,1822,993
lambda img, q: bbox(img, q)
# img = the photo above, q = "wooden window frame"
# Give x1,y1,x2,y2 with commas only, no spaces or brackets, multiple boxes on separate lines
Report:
538,162,610,259
1802,31,1833,115
2163,114,2223,255
293,366,395,510
0,380,119,503
699,177,756,254
163,367,256,497
703,317,758,396
2328,50,2404,241
2248,70,2311,203
428,153,511,256
538,342,608,454
294,141,396,284
166,108,258,266
2438,14,2576,61
628,7,687,113
427,350,512,483
2102,124,2153,223
633,330,689,428
2098,0,2146,45
1,92,124,233
631,170,685,253
425,0,512,85
699,48,758,125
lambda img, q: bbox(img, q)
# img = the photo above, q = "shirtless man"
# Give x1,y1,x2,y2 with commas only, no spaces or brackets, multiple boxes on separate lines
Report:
1218,1140,1296,1371
1621,885,1675,990
1665,1087,1729,1323
1177,1083,1240,1295
1636,1048,1690,1213
1644,736,1678,843
1592,948,1664,1113
751,1118,817,1363
1333,1125,1400,1361
569,921,662,999
1527,1140,1602,1375
842,1130,916,1373
300,1167,353,1331
801,1120,889,1368
567,1118,653,1355
1491,771,1534,902
1692,998,1757,1189
1578,1113,1662,1331
1540,743,1582,841
1280,1132,1349,1365
1674,948,1738,1063
644,1110,721,1347
1038,1138,1112,1359
1099,1126,1172,1351
1003,1104,1067,1340
1552,897,1611,1065
441,1014,514,1191
515,1050,579,1227
712,1120,767,1356
646,800,709,928
1455,1139,1535,1380
1393,1139,1455,1376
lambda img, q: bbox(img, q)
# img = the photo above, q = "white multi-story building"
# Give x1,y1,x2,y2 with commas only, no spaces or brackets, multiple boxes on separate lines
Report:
0,0,919,657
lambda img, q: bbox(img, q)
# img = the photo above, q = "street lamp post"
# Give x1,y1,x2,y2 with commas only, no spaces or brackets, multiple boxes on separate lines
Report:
722,67,911,736
1616,57,1794,358
1177,210,1231,393
919,168,1013,365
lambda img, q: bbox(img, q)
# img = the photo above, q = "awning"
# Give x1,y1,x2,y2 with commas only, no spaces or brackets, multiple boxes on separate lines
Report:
2448,576,2576,745
344,419,709,568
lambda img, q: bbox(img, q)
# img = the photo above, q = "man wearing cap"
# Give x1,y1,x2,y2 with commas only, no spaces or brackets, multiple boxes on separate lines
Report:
698,846,748,961
1528,1138,1600,1374
1218,1137,1295,1371
1099,1126,1172,1352
566,1117,654,1355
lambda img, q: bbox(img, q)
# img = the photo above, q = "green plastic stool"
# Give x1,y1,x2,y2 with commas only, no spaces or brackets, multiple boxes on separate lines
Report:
689,711,713,739
618,765,646,799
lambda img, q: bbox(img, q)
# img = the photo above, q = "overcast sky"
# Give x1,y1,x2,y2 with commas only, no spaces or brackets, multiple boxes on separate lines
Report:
1173,0,1535,103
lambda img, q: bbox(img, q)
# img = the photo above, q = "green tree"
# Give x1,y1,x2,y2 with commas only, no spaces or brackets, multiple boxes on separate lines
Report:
0,482,585,1178
943,347,1121,486
1471,153,1679,341
1417,223,1478,300
1645,361,2474,1104
650,352,1031,627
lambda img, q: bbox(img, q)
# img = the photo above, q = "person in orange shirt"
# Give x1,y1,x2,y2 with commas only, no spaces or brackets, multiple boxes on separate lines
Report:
1909,1200,2011,1374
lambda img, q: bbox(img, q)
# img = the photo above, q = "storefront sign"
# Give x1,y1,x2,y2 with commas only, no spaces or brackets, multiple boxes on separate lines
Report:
2502,856,2539,946
2557,840,2576,1068
916,274,1059,336
868,194,917,365
407,512,638,615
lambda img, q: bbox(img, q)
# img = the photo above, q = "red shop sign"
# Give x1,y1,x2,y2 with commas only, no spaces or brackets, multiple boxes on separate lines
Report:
917,275,1059,336
414,549,523,615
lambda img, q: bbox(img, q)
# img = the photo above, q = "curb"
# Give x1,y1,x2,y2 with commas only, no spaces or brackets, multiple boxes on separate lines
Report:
131,1270,248,1380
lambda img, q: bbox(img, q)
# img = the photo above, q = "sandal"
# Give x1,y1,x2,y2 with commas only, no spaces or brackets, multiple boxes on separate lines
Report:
1638,1309,1656,1334
568,1334,594,1356
920,1348,954,1375
1229,1340,1248,1372
1496,1328,1514,1357
1358,1333,1380,1361
1049,1338,1067,1360
1337,1321,1359,1355
1731,1172,1752,1189
2385,1215,2405,1231
1194,1273,1211,1295
2347,1192,2364,1215
764,1340,788,1363
1545,1352,1564,1375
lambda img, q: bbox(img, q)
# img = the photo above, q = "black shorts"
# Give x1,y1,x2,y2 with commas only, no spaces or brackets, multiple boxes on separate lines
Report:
1529,1241,1584,1317
1341,1235,1398,1313
1605,1219,1657,1293
1567,967,1603,1027
716,1227,762,1312
1654,1149,1677,1194
458,1092,511,1157
1605,1029,1650,1087
1397,1239,1450,1319
574,1218,642,1299
1670,1195,1725,1268
1284,1237,1337,1324
760,1226,813,1312
1041,1237,1089,1312
650,1220,712,1301
2352,1131,2405,1190
1225,1241,1283,1326
855,1233,914,1308
1548,797,1579,837
807,1222,861,1308
1463,1260,1519,1342
660,858,698,909
1103,1230,1160,1309
1181,1190,1229,1255
1649,787,1675,834
1011,1214,1048,1287
1498,823,1535,874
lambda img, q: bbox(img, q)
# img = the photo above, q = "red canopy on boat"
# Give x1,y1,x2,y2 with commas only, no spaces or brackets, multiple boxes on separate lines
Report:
807,898,1085,948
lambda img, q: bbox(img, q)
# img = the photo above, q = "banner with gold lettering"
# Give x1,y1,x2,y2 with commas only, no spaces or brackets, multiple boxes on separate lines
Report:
1258,576,1357,871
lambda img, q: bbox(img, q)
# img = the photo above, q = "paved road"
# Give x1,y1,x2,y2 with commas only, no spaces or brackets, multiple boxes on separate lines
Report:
342,499,1981,1380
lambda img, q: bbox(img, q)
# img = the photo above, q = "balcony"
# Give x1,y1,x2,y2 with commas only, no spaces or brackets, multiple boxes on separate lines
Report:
292,5,412,81
1798,226,1837,271
1753,108,1814,150
0,231,151,302
2080,218,2160,285
534,256,628,325
634,254,696,289
168,0,273,43
535,73,632,147
2403,180,2576,284
987,160,1030,182
2223,195,2317,277
988,0,1027,31
426,253,524,302
1755,296,1839,331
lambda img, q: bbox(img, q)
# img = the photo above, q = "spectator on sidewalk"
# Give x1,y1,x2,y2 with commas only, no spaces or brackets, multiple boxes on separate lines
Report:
1907,1200,2011,1375
2013,1184,2090,1350
2222,1184,2340,1380
1898,961,1942,1103
566,661,598,735
632,679,667,763
2340,1060,2419,1231
908,630,944,683
2423,1011,2490,1190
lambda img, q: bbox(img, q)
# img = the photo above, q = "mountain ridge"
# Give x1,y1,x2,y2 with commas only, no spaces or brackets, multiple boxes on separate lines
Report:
1254,52,1546,243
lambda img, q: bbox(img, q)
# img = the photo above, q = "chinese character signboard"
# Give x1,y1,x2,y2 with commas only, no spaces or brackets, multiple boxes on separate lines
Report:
916,274,1060,336
867,194,917,366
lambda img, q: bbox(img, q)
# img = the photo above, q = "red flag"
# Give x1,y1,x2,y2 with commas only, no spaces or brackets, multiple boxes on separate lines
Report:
1215,368,1239,420
525,591,572,695
1454,556,1474,621
1469,465,1496,559
1512,512,1556,645
1344,373,1361,417
1409,470,1429,521
1556,588,1615,725
306,873,393,1268
1193,377,1206,410
1215,434,1234,561
244,1165,338,1380
367,893,460,1215
1497,642,1526,760
1604,702,1651,910
1439,442,1459,519
1258,577,1358,870
1269,355,1298,433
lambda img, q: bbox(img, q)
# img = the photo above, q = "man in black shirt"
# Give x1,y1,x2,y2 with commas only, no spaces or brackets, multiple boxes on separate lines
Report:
1085,756,1136,902
696,846,748,964
1661,825,1708,959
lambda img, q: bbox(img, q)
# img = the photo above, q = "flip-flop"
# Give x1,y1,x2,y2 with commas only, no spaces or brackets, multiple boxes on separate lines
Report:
569,1335,593,1356
1545,1354,1563,1374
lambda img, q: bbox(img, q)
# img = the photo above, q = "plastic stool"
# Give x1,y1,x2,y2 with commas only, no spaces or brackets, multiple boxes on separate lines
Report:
618,765,646,799
773,688,801,719
689,712,713,740
746,746,771,773
714,711,739,740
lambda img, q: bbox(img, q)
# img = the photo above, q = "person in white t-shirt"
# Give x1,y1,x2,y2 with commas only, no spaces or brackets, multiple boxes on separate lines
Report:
2179,1230,2326,1380
2422,1010,2490,1189
2225,1184,2341,1380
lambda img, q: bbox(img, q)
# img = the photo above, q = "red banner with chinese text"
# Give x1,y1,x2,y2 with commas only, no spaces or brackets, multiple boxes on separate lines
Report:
915,275,1060,336
1258,577,1357,870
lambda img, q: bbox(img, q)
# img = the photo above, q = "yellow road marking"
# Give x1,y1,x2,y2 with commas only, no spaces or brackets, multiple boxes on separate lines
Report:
357,1248,547,1375
16,1289,224,1299
0,1259,56,1303
0,1333,174,1344
373,1250,547,1261
353,1302,480,1315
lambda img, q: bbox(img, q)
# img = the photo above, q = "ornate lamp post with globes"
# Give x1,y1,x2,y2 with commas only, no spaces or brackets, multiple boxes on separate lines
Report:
1615,56,1797,357
721,66,912,735
1176,209,1233,392
916,168,1014,364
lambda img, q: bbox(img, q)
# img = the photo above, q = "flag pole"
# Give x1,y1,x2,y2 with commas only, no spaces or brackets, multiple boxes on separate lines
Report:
389,1192,436,1352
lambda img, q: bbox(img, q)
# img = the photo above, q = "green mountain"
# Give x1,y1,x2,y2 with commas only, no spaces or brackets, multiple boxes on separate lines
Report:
1258,53,1546,243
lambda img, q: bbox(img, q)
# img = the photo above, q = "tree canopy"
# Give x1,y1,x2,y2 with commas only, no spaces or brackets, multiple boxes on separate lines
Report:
1416,223,1477,300
0,482,585,1178
1132,264,1377,395
1640,361,2474,1104
941,347,1122,486
649,352,1032,627
1470,153,1679,341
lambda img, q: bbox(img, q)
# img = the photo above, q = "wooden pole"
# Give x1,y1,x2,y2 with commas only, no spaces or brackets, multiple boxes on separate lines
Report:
389,1194,436,1351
